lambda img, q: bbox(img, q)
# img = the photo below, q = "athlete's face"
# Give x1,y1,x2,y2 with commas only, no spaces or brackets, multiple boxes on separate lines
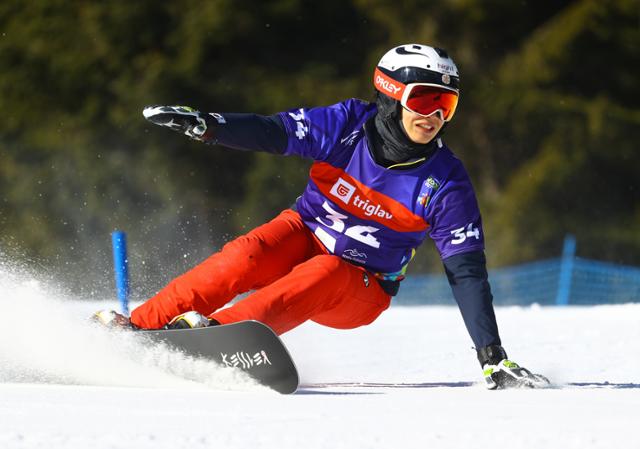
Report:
401,108,444,144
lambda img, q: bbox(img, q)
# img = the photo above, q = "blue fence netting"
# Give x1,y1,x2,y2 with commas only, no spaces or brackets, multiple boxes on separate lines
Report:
395,257,640,306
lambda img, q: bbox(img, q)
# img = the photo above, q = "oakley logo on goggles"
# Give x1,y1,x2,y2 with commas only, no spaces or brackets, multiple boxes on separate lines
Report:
374,68,459,122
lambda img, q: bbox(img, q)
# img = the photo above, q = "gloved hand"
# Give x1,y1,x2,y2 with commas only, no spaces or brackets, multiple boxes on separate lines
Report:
165,311,217,330
477,345,550,389
142,105,214,141
91,309,136,329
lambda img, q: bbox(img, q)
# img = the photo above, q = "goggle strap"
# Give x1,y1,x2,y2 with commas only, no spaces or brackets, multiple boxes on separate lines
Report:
373,68,406,100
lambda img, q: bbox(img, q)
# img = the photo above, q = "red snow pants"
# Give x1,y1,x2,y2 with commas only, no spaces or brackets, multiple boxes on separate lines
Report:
130,209,391,334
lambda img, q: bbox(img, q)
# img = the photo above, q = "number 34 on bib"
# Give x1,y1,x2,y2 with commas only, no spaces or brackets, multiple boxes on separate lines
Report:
314,201,381,253
450,223,480,245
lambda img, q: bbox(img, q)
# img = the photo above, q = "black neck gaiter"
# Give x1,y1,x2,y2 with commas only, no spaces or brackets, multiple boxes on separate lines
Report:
370,93,439,167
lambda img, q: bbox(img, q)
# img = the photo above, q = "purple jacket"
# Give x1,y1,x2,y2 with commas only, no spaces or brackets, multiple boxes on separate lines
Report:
279,99,484,281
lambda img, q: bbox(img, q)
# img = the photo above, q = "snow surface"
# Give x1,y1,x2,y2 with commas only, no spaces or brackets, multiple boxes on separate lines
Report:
1,265,639,449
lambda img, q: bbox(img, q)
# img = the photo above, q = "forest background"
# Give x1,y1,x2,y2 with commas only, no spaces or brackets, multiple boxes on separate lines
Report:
0,0,638,299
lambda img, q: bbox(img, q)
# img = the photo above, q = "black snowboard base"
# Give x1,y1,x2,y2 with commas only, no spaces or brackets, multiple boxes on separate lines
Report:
140,320,299,394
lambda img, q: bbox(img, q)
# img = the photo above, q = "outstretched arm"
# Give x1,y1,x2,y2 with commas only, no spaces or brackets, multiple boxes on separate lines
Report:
143,105,288,153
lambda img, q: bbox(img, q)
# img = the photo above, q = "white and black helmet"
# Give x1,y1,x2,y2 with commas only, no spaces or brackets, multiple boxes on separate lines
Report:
374,44,460,97
371,44,460,157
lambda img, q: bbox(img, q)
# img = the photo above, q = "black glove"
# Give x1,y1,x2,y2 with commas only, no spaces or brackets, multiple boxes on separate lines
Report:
477,345,550,389
143,105,215,141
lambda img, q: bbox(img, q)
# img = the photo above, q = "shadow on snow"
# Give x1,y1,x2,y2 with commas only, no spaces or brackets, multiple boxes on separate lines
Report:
295,381,640,395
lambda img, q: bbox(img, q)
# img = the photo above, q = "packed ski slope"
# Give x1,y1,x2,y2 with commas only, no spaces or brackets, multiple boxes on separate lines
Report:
1,265,638,449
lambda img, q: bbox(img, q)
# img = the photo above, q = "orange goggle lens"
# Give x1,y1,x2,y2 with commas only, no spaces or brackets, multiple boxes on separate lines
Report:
403,85,459,121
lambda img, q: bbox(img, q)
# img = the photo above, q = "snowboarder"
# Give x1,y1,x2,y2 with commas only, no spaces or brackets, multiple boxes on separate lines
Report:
95,44,547,389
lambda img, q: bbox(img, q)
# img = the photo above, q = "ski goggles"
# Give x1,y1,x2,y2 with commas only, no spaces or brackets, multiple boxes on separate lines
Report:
374,68,459,121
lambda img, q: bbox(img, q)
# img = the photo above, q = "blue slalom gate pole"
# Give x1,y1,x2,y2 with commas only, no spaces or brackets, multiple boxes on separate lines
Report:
111,230,130,315
556,234,576,306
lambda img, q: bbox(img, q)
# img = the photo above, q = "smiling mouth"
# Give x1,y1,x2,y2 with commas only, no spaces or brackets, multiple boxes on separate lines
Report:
417,123,436,132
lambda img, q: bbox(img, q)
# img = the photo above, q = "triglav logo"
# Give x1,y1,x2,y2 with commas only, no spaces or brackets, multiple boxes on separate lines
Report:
329,178,393,219
330,178,356,204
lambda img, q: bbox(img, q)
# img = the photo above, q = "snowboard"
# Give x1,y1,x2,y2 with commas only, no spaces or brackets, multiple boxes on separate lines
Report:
140,320,299,394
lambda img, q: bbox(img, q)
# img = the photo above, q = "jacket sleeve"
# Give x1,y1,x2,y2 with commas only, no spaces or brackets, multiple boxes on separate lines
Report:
202,99,374,160
442,250,501,349
203,113,288,154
